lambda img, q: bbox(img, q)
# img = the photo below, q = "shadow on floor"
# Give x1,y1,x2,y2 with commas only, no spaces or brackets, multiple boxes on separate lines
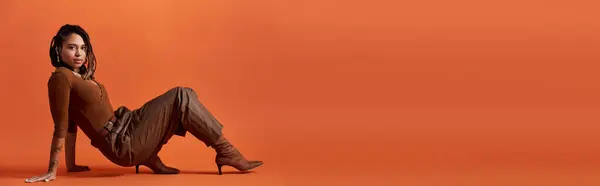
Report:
0,166,127,179
0,166,256,179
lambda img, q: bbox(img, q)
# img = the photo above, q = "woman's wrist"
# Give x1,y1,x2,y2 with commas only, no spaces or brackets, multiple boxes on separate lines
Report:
47,159,59,173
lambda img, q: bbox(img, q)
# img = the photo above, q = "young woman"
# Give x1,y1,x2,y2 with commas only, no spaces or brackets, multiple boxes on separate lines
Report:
25,24,263,183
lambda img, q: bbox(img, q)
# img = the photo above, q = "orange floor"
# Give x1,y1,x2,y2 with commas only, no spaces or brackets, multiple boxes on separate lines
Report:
1,0,600,185
2,108,600,185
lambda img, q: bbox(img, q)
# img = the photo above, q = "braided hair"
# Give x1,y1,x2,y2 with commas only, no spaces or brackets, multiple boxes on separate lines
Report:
49,24,97,80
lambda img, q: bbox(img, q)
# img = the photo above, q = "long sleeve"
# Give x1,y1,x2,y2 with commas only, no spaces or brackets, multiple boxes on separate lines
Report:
47,72,72,138
67,120,78,133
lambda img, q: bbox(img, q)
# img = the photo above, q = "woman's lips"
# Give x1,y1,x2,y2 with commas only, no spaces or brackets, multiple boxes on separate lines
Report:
74,60,84,64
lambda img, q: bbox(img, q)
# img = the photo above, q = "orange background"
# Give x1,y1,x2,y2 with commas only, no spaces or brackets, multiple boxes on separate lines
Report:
1,0,600,185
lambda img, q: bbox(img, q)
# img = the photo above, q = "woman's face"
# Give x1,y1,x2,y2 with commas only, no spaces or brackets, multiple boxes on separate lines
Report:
59,33,87,71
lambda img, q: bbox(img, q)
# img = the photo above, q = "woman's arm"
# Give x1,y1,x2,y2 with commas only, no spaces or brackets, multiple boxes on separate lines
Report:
25,72,72,183
24,136,64,183
65,131,76,169
65,127,90,172
48,136,65,173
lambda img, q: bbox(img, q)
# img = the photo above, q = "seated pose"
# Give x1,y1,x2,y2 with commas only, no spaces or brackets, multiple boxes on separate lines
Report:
25,24,263,183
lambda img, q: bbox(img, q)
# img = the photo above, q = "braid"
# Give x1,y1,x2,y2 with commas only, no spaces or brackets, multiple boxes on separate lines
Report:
77,25,96,80
49,36,61,67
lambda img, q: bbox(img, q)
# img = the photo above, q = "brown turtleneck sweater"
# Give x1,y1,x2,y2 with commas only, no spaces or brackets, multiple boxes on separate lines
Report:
47,67,114,144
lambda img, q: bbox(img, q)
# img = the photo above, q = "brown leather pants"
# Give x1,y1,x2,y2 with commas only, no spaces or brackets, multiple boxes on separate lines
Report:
97,86,224,167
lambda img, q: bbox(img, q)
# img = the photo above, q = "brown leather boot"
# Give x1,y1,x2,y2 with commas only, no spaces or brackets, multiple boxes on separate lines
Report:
211,136,263,175
135,156,180,174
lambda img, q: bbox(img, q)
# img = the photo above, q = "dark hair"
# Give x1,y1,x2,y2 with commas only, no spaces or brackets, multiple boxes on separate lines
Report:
49,24,96,80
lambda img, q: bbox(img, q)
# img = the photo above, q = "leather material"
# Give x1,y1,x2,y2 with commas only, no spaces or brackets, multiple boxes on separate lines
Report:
212,136,263,172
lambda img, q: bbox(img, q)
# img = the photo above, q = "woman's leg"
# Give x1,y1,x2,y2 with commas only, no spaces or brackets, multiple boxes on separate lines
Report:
125,86,218,174
129,86,262,174
169,86,263,174
171,86,224,146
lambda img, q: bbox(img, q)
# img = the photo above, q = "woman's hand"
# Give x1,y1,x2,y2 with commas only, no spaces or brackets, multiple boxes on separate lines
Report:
26,134,66,183
67,165,91,172
24,172,56,183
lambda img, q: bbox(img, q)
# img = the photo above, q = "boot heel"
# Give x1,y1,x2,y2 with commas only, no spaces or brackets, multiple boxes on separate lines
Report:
135,165,140,174
217,164,223,175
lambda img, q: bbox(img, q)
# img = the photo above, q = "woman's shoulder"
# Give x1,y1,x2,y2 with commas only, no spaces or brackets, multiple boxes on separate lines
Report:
52,66,73,74
48,67,74,85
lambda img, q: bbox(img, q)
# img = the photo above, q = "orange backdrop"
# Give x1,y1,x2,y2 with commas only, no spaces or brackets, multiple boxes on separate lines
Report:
0,0,599,185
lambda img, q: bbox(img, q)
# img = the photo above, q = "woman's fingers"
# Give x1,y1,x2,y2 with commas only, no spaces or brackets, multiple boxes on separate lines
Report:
25,176,42,183
25,175,44,183
68,165,91,172
76,165,91,171
24,173,56,183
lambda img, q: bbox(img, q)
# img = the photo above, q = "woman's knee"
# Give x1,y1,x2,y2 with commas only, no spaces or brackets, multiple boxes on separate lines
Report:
170,86,197,94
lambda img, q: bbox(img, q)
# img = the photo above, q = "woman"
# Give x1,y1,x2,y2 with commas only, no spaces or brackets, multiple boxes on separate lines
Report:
25,24,263,183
